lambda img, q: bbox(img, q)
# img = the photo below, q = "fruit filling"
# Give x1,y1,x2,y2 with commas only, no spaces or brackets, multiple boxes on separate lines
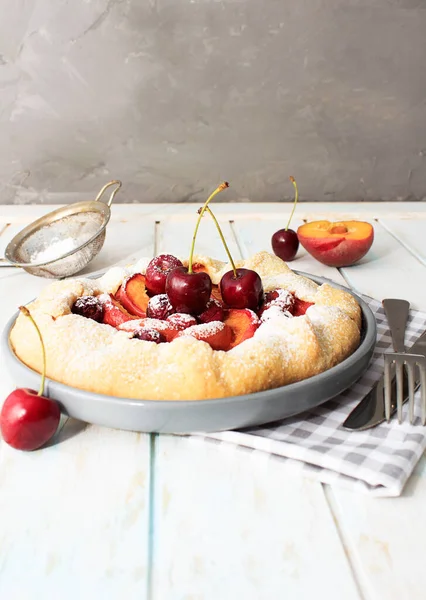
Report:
71,256,315,351
146,294,174,320
198,299,224,324
72,295,104,322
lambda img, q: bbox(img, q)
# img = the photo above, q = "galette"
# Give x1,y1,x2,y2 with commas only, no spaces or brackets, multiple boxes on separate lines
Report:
10,251,361,401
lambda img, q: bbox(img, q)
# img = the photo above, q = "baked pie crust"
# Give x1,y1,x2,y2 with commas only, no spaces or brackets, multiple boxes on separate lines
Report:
10,252,361,401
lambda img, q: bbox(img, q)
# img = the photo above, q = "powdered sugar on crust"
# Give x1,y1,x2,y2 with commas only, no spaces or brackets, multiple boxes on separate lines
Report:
178,321,225,339
262,273,318,302
97,267,128,295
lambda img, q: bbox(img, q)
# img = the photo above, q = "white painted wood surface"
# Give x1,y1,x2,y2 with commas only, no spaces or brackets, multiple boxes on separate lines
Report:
1,203,426,599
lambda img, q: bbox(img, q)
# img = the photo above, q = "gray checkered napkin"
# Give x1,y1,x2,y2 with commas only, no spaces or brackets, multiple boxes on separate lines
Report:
196,298,426,497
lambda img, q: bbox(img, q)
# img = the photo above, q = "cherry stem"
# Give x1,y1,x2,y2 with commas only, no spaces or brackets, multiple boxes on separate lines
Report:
19,306,46,397
188,182,229,273
285,176,298,231
205,206,237,277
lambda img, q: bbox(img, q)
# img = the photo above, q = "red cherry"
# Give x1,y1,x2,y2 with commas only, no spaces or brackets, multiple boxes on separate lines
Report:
133,328,166,343
72,295,104,322
271,177,300,262
271,229,299,261
166,313,198,331
220,268,264,311
145,254,183,295
166,266,212,315
0,389,60,451
146,294,174,320
198,299,224,323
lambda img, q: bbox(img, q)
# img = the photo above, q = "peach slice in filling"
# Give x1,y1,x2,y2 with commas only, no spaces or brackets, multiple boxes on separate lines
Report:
116,273,150,317
177,321,233,351
224,309,260,349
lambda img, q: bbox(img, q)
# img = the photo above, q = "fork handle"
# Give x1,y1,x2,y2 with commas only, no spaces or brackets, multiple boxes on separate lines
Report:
382,299,410,352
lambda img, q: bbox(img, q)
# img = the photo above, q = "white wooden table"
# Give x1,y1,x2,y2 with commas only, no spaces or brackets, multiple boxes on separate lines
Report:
1,202,426,600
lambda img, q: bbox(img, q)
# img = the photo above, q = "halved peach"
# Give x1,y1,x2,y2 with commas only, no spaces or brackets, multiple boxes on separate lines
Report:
177,321,232,351
224,309,260,349
102,295,135,327
297,220,374,267
116,273,150,317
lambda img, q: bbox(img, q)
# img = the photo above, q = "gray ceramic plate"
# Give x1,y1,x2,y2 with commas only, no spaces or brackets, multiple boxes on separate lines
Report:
2,273,376,433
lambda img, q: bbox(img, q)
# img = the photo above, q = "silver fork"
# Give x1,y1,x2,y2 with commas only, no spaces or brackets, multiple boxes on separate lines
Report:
383,299,426,425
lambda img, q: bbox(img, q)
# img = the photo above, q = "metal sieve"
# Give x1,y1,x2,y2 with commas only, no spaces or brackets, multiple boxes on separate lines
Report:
0,180,122,278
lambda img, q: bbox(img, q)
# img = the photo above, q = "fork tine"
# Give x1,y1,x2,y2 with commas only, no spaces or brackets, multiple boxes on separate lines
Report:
407,362,416,425
384,359,393,423
396,361,404,424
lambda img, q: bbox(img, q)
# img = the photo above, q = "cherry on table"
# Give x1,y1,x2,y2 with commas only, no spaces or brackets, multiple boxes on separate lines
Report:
220,268,264,311
271,228,299,262
0,388,60,451
0,305,61,452
271,176,300,262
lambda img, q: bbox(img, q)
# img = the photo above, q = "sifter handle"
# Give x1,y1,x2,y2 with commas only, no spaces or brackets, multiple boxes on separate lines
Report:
95,180,122,207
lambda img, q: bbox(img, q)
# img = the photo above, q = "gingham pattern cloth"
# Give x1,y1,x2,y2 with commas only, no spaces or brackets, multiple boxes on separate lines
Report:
196,298,426,497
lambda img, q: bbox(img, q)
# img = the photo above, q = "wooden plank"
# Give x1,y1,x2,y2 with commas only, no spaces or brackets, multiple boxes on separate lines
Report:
157,214,240,264
0,231,154,598
80,216,156,276
329,438,426,600
151,436,360,600
0,425,151,599
151,217,360,599
380,218,426,267
338,221,426,311
1,202,426,224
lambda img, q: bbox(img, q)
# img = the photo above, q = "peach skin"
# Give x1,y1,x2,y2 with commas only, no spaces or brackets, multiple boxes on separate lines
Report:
297,220,374,267
102,295,135,327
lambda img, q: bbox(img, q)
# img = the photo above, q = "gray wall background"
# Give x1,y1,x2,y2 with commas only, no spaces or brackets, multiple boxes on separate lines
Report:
1,0,426,204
